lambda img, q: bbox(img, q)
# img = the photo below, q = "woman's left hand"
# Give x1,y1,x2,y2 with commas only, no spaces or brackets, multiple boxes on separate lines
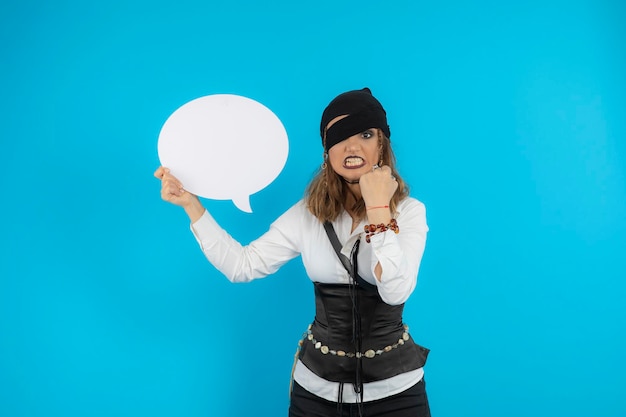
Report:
359,164,398,207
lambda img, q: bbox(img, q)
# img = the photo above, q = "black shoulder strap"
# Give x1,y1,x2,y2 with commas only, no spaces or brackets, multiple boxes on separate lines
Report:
323,221,377,290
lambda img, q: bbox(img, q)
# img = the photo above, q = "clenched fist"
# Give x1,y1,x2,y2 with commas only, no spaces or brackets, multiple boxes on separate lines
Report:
359,164,398,209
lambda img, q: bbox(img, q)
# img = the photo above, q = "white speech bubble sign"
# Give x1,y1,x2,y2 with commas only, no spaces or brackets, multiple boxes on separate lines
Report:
157,94,289,213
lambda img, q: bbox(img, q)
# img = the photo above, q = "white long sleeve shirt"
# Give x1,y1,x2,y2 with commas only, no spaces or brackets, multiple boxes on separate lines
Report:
190,196,428,402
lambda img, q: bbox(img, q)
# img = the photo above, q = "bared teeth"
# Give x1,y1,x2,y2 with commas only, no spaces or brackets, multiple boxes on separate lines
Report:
345,157,364,167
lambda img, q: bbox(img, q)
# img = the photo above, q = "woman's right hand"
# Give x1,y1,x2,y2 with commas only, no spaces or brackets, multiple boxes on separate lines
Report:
154,167,206,222
154,166,192,206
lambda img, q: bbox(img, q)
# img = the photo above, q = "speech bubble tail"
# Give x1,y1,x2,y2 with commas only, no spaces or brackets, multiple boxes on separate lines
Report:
233,196,253,213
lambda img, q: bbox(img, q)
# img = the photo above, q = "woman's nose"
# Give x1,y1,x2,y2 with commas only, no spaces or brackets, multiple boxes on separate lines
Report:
343,134,361,150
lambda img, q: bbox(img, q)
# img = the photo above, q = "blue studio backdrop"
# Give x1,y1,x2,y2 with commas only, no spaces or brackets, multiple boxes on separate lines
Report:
1,0,625,416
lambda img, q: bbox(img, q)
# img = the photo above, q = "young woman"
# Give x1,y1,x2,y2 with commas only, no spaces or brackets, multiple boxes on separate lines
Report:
155,88,431,417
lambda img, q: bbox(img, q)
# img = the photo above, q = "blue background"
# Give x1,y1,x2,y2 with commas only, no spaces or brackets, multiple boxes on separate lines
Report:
1,0,625,416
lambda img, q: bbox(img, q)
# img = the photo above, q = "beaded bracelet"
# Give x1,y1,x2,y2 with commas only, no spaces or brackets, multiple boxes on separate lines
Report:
364,218,399,243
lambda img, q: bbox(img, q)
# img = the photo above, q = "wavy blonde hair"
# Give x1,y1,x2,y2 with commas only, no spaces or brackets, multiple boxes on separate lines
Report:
305,130,409,223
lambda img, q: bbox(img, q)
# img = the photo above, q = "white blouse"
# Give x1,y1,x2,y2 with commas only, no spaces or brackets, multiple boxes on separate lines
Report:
190,197,429,402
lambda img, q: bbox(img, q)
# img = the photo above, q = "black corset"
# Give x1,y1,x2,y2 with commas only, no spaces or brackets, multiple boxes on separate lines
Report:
298,282,429,384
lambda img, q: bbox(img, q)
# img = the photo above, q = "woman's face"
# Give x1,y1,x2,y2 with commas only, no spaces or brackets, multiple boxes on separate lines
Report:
326,115,381,183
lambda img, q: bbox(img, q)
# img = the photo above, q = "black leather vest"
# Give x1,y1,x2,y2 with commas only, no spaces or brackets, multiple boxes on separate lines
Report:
298,282,429,384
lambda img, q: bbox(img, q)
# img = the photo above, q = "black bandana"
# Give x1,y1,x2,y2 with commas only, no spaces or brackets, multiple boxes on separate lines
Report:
320,88,390,152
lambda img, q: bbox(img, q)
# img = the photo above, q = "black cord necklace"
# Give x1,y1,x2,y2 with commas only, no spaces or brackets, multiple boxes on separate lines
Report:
349,238,365,416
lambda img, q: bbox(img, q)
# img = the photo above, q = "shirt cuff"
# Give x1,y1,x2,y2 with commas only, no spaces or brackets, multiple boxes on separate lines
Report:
190,209,220,243
368,229,401,266
368,230,412,304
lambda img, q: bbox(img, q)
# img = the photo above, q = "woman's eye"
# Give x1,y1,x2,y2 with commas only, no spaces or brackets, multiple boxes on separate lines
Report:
361,130,374,139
